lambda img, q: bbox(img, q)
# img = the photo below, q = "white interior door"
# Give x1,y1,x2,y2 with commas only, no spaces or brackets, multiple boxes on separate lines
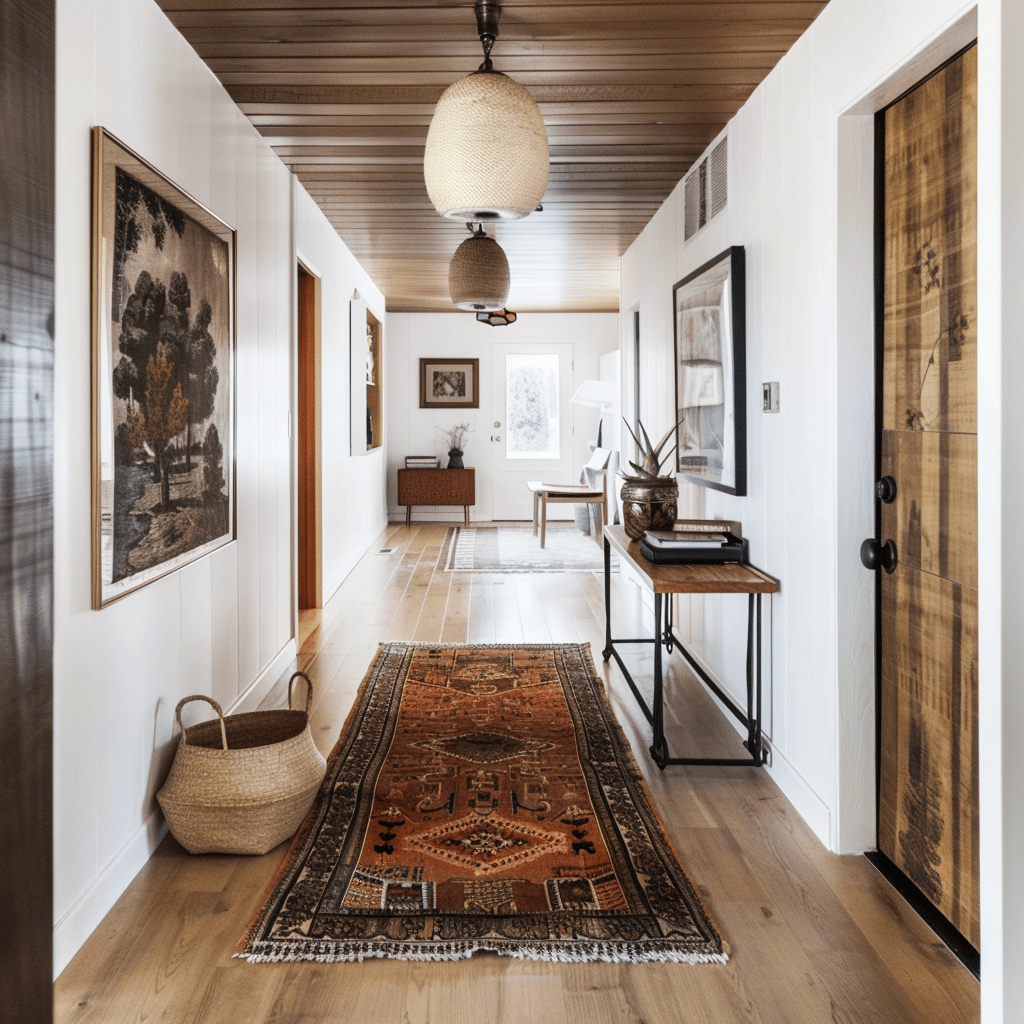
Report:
490,343,575,520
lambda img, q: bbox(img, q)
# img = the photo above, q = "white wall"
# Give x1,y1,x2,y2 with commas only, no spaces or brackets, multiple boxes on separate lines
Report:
977,1,1024,1020
53,0,386,975
293,185,387,600
385,313,618,522
621,0,979,856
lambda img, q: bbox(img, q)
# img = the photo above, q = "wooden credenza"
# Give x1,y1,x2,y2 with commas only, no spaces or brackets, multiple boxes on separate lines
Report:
397,468,475,526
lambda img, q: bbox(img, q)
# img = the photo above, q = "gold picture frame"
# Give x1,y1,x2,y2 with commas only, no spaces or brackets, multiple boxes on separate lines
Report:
91,127,236,608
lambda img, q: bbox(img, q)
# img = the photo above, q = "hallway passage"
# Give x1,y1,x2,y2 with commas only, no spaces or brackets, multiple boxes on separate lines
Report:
54,524,979,1024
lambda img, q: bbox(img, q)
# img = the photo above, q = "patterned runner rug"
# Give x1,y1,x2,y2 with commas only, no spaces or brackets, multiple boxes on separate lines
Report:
237,642,726,964
440,525,618,573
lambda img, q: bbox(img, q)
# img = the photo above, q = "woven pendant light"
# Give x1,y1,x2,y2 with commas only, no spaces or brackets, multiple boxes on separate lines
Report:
424,1,549,221
449,225,510,311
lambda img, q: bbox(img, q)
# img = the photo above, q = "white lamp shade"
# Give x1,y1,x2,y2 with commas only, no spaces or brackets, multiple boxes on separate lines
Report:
449,233,510,311
424,71,549,221
570,379,619,408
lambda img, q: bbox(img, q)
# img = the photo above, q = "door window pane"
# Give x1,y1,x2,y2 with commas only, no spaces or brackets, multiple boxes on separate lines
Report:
505,353,559,459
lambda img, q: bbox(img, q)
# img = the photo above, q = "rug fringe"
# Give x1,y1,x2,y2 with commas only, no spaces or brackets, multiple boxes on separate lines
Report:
234,939,728,965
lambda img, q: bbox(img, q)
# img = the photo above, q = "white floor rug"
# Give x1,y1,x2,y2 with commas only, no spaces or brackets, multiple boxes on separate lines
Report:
441,525,618,573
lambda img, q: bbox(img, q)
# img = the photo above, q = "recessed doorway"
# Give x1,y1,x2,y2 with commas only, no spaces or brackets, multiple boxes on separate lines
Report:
297,263,321,610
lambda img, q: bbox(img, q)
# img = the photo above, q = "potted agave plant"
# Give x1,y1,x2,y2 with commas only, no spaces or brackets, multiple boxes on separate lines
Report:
620,417,682,539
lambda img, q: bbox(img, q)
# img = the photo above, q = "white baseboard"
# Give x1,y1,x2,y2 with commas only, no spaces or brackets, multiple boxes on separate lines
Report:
53,811,168,979
323,517,389,604
665,624,833,851
763,743,833,849
52,636,298,979
228,636,299,714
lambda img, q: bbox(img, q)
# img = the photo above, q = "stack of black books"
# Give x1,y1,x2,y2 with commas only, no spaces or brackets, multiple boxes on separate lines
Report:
639,520,748,564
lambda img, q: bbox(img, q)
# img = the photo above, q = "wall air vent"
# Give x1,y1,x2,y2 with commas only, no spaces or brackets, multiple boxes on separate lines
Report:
683,132,728,241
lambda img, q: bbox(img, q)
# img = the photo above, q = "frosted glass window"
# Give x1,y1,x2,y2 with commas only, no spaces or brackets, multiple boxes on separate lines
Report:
505,353,559,459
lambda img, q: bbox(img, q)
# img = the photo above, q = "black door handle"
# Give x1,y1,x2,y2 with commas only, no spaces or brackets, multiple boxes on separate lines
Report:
860,538,898,573
876,475,897,503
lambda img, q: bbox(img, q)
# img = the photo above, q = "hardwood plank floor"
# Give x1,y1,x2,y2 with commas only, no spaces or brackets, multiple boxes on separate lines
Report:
54,524,979,1024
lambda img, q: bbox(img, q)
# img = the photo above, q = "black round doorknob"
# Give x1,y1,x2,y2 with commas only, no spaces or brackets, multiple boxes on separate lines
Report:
860,538,898,573
876,475,897,503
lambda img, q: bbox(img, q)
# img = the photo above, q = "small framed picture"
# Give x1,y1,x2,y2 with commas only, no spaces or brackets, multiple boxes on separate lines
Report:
419,358,480,409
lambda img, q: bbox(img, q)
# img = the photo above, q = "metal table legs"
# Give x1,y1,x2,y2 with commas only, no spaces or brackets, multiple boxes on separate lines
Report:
602,535,766,769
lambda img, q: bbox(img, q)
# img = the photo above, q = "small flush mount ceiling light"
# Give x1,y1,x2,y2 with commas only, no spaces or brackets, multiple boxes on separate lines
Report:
424,1,549,221
449,224,510,312
476,308,517,327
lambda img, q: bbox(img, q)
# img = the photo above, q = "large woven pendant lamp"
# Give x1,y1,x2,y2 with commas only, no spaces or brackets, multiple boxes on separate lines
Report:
424,1,549,221
449,224,510,311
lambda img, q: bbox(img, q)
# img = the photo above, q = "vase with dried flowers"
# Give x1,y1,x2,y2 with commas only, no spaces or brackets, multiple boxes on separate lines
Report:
440,423,469,469
620,418,682,539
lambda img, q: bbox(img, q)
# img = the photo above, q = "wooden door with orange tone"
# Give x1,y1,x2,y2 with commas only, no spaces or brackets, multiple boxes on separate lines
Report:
869,46,978,949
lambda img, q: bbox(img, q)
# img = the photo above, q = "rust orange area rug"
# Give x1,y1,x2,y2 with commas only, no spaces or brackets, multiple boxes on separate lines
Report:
236,642,727,964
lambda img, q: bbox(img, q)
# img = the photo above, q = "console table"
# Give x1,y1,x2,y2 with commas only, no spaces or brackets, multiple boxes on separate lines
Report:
397,468,475,526
602,524,779,769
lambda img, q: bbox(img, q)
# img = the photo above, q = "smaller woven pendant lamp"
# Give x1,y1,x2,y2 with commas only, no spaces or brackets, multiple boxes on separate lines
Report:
449,224,510,311
424,1,549,221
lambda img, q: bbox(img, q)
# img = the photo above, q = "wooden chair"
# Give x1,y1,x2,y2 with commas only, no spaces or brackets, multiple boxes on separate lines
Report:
526,448,614,548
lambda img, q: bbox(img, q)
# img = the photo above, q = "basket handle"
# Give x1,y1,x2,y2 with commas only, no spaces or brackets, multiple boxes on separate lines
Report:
288,671,314,714
174,695,228,751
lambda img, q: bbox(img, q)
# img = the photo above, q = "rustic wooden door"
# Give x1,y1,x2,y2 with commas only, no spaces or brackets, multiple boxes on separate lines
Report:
875,46,979,949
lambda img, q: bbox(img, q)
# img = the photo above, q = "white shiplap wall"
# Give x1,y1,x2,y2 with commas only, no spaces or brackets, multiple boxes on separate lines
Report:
620,0,979,855
52,0,386,974
385,313,618,523
293,184,388,601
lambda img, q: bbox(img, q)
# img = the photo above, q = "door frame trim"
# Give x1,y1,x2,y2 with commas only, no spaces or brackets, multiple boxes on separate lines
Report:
296,258,323,610
831,6,978,857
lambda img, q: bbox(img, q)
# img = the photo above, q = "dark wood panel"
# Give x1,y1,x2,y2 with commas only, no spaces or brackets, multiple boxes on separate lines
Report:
161,2,827,20
191,21,822,44
0,0,54,1020
297,267,318,610
398,468,476,507
197,37,794,57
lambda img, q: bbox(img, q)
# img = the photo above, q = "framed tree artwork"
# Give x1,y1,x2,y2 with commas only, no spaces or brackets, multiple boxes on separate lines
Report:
91,128,236,608
672,245,746,495
419,358,480,409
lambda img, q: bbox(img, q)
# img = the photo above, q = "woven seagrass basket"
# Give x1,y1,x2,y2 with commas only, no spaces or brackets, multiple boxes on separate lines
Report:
157,672,326,855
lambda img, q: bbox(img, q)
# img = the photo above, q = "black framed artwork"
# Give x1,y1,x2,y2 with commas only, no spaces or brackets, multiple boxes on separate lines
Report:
672,245,746,495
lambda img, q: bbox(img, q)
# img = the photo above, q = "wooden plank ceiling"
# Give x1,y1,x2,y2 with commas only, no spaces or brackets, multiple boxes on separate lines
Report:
158,1,828,312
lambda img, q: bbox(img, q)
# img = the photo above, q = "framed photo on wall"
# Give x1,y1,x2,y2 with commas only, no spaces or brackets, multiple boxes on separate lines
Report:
672,245,746,495
419,358,480,409
91,127,236,608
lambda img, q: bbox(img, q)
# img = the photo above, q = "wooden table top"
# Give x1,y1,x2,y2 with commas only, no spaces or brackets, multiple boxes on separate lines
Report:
604,524,780,594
